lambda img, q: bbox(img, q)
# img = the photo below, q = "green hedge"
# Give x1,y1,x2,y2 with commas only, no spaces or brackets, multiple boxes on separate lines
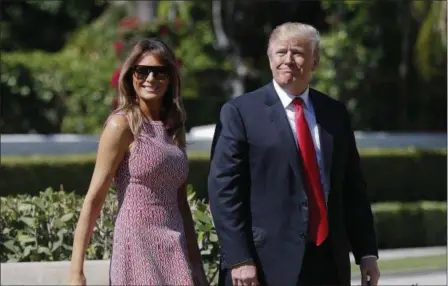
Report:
0,187,220,284
1,149,446,202
372,201,447,249
0,188,445,285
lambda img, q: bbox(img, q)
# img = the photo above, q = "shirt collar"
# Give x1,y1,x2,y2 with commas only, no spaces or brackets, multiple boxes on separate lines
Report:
272,79,310,110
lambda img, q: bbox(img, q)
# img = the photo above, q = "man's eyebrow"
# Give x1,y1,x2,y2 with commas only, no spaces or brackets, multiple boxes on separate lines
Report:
289,46,304,51
274,46,304,52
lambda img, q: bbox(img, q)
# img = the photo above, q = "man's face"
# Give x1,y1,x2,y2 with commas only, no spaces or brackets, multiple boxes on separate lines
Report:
268,36,317,90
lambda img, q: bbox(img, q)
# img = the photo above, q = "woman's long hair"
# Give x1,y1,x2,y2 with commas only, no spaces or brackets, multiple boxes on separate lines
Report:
114,38,186,148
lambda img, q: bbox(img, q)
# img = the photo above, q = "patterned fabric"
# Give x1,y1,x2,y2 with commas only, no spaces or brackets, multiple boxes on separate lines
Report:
108,113,194,285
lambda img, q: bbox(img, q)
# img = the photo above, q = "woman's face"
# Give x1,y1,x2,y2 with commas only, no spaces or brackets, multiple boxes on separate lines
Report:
132,53,170,102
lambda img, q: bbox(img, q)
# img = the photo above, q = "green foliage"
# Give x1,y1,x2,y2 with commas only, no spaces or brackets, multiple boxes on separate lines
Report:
0,187,220,282
1,1,446,133
412,1,447,80
0,187,118,262
315,1,446,131
1,187,445,284
2,2,232,134
1,5,126,134
1,51,63,133
312,26,382,105
57,8,125,134
313,1,382,126
0,0,108,52
112,1,233,100
186,148,448,203
373,201,447,249
1,149,446,203
187,187,220,284
360,148,447,202
1,188,83,262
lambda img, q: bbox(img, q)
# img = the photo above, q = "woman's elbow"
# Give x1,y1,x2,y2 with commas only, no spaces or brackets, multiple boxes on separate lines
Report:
82,189,108,216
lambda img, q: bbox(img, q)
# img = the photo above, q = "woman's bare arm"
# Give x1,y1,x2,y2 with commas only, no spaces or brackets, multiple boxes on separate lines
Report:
69,115,133,276
178,184,208,285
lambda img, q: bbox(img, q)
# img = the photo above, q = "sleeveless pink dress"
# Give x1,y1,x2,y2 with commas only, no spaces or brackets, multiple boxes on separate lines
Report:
108,114,194,285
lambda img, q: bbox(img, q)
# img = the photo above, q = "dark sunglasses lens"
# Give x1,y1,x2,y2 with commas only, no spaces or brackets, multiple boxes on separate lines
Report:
134,66,149,79
134,66,168,80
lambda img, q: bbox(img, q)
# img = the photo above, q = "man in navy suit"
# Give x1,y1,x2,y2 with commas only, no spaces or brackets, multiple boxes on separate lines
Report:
208,22,380,286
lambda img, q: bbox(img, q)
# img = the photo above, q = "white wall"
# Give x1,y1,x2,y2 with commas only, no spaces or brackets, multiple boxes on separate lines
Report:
1,130,446,156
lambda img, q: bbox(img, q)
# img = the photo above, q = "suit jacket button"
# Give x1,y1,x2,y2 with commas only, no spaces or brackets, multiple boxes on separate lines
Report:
302,201,308,207
300,233,306,240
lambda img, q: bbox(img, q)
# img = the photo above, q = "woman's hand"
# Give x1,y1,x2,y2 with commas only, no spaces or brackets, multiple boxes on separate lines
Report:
68,272,86,286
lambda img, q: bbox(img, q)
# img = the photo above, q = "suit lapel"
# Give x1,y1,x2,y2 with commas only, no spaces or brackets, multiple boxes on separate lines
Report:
264,83,304,180
309,89,334,189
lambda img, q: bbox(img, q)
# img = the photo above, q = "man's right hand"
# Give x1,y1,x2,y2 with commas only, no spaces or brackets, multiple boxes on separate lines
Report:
231,261,259,286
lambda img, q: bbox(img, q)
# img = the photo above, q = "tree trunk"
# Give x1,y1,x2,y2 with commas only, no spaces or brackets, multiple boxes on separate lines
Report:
212,0,247,98
135,0,158,23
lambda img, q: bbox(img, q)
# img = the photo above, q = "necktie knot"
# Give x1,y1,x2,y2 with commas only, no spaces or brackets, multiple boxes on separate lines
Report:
293,97,304,107
292,98,305,112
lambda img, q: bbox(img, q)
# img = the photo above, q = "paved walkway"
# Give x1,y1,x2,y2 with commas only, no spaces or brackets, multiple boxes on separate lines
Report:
351,270,447,285
350,246,446,262
1,246,446,285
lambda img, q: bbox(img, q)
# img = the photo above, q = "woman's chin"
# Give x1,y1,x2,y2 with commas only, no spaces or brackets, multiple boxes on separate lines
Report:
139,91,162,101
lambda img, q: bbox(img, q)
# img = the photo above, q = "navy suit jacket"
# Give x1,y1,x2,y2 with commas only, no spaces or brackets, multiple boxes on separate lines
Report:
207,82,378,286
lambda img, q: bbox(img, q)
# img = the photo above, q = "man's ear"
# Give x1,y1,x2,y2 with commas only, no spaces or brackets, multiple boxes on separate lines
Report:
267,54,273,67
311,54,320,71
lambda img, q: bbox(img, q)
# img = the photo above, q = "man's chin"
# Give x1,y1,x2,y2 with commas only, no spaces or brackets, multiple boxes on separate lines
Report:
278,76,296,86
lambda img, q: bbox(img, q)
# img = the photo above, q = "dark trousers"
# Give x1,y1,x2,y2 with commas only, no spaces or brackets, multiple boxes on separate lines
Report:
298,239,340,286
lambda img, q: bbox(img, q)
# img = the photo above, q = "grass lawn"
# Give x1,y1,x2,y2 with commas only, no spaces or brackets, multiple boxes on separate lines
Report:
351,254,447,275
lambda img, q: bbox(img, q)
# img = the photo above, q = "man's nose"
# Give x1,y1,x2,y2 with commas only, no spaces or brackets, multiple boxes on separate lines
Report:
284,51,293,64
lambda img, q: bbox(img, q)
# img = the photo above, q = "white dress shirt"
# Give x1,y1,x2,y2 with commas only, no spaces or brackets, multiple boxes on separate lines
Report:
272,80,328,194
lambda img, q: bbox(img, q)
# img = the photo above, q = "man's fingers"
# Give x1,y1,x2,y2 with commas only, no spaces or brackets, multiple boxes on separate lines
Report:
361,269,368,286
370,270,380,286
231,264,257,286
242,278,258,286
232,276,258,286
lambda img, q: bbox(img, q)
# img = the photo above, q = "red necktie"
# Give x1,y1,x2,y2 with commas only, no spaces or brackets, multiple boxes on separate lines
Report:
293,98,328,246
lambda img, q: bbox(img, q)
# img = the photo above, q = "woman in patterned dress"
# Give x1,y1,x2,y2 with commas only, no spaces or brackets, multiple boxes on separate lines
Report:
68,38,208,286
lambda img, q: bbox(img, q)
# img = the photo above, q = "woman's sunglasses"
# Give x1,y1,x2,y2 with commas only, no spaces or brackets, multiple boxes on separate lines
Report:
132,65,169,81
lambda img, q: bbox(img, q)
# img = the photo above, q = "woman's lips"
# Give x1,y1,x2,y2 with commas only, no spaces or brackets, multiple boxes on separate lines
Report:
142,85,158,92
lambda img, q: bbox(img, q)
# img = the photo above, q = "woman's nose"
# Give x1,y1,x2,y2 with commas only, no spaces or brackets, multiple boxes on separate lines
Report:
145,72,155,81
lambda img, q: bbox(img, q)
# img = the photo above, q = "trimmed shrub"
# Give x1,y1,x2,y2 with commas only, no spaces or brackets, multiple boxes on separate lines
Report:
1,187,446,283
0,187,220,282
1,149,446,202
373,201,447,249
